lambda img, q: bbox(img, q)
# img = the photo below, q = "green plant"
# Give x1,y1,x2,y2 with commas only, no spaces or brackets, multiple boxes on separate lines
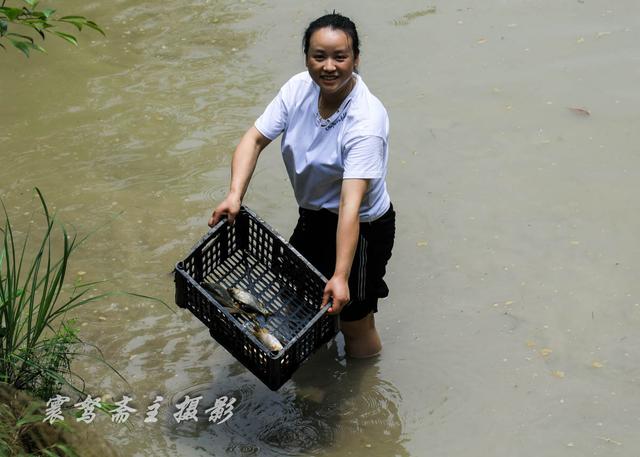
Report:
0,189,117,400
0,382,94,456
0,0,104,57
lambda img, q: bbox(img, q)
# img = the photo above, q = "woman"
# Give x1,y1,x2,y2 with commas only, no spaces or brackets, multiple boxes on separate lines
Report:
209,13,395,358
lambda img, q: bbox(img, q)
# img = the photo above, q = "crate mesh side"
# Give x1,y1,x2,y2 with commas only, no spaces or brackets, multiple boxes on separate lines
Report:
175,208,338,390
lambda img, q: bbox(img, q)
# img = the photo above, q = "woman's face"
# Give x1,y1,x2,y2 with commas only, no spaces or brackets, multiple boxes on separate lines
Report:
306,27,359,97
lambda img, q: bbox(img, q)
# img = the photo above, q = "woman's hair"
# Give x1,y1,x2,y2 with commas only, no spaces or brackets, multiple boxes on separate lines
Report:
302,13,360,58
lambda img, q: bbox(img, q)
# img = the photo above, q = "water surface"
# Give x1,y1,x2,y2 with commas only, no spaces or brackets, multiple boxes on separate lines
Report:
1,0,639,456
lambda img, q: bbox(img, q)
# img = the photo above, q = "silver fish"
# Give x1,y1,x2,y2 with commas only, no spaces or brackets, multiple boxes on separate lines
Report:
201,282,241,314
228,287,272,316
253,327,283,352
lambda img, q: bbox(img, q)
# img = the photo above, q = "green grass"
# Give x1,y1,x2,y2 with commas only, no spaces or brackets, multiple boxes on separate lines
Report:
0,189,120,400
0,381,111,456
0,189,170,455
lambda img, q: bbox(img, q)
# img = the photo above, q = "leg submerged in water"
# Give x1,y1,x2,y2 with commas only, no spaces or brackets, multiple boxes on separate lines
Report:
340,312,382,358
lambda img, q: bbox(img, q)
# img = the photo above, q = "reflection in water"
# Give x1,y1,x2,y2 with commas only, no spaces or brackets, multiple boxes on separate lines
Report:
161,340,408,457
291,343,409,457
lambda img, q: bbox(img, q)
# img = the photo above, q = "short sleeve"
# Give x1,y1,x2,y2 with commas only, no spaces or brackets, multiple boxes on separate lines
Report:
343,135,385,179
255,88,288,141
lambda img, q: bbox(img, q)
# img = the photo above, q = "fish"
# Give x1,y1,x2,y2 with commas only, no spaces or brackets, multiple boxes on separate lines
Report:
228,287,272,316
201,282,242,314
253,326,283,352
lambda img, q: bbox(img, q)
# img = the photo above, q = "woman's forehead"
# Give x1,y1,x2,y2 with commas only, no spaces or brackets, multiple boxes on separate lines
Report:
309,27,353,52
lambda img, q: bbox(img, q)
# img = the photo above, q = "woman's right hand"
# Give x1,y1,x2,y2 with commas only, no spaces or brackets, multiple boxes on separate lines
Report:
208,193,242,227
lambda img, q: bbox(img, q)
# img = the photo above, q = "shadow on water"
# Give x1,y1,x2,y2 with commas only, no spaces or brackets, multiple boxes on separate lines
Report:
160,338,409,457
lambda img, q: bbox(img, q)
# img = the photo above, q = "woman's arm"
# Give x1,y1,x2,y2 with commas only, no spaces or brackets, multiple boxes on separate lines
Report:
322,178,368,314
208,126,272,226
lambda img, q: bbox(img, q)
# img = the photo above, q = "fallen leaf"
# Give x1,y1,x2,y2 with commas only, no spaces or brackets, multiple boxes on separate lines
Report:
596,31,611,38
592,361,604,368
568,107,590,116
477,38,488,44
552,370,565,378
526,340,536,348
540,348,553,357
417,241,428,247
576,37,585,43
392,7,437,26
77,271,86,276
597,436,622,446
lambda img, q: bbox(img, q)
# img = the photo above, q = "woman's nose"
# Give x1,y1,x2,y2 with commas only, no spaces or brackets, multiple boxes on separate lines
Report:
323,59,336,72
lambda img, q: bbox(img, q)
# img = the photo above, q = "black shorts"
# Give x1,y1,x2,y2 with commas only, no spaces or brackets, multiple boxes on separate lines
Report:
289,203,396,322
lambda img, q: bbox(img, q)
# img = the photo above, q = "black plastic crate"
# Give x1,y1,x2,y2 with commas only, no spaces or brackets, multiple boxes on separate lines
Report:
174,206,339,390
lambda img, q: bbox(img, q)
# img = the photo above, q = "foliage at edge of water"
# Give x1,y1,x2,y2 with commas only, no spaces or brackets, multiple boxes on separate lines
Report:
0,0,104,57
0,188,119,400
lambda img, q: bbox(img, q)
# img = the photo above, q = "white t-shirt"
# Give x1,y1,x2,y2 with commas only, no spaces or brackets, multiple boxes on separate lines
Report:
255,71,391,222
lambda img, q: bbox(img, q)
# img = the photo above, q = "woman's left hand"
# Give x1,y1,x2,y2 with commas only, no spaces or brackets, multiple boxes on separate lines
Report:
322,274,350,314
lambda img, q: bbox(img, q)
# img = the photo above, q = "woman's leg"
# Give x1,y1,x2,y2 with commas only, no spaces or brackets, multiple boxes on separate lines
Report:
340,312,382,358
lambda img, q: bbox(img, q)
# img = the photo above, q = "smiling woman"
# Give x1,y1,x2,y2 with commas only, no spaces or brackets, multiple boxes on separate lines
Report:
304,20,359,118
209,12,396,359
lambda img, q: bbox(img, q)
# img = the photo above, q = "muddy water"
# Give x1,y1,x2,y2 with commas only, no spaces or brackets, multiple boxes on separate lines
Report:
2,0,640,456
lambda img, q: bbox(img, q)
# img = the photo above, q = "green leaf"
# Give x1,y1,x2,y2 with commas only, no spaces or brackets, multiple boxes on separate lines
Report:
7,32,34,43
0,20,7,35
26,20,52,39
3,36,45,58
58,16,105,35
9,38,31,57
58,18,83,32
53,31,77,46
0,7,23,21
42,8,55,18
28,10,47,20
52,442,80,457
85,20,105,36
16,413,45,426
23,17,48,26
34,26,45,40
23,0,39,8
